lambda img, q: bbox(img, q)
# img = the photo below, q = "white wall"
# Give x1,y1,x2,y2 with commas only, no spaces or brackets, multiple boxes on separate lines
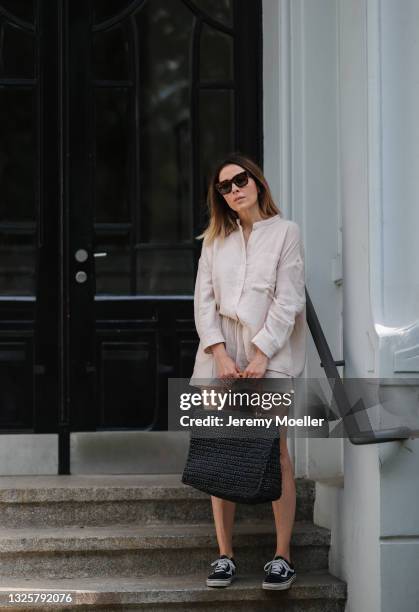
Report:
263,1,382,610
370,2,419,611
263,0,344,481
338,0,382,604
264,1,419,611
378,0,419,330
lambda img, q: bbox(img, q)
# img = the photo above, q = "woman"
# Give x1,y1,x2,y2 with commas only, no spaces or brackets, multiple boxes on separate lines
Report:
190,153,306,590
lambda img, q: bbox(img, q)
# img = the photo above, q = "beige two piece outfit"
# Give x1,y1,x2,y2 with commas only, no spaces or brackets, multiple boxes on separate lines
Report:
190,214,307,386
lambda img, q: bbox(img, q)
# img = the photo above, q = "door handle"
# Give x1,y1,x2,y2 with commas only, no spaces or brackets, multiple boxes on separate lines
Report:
74,250,107,261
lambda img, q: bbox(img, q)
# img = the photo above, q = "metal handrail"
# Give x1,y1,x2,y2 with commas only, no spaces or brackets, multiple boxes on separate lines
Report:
305,288,412,445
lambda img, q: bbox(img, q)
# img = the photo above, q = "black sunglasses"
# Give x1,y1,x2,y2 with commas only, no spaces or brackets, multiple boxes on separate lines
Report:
215,170,250,195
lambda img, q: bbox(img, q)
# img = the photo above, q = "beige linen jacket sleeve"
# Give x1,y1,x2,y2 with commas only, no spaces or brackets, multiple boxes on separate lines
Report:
250,222,306,359
193,241,225,354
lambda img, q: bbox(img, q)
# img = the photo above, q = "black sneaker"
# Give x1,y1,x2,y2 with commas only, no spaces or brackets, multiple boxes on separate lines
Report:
262,555,296,590
206,555,237,587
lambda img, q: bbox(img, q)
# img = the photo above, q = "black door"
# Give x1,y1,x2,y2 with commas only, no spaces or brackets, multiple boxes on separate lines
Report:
0,0,263,468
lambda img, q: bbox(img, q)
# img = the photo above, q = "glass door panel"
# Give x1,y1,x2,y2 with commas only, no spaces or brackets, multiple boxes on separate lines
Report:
91,0,237,297
0,0,39,431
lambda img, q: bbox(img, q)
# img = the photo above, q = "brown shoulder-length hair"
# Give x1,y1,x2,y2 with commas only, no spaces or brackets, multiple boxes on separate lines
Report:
196,152,282,245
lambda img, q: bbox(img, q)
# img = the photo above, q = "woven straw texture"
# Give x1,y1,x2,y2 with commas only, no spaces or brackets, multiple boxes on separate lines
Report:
182,411,282,504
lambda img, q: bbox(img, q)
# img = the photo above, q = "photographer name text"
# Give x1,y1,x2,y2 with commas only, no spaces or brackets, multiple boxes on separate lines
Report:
180,415,325,428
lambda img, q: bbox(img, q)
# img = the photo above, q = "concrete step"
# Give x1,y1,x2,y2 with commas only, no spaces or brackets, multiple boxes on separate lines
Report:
0,475,315,527
0,571,347,611
0,521,329,579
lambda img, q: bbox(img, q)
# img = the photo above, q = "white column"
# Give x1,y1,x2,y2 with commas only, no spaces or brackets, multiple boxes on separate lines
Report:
369,2,419,612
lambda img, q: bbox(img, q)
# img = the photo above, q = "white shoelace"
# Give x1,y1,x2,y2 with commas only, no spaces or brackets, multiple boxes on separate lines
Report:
264,557,292,576
211,557,235,575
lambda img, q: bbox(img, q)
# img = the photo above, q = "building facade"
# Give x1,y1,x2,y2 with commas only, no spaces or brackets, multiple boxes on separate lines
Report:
1,1,418,610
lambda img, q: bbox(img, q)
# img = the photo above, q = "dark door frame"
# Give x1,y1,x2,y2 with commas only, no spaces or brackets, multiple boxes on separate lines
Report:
30,0,264,474
34,0,96,471
34,0,62,434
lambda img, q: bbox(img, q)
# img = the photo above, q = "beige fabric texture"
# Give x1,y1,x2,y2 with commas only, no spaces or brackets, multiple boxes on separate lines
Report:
190,214,306,382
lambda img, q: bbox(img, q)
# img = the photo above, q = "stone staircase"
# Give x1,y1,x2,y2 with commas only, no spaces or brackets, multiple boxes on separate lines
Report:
0,475,346,610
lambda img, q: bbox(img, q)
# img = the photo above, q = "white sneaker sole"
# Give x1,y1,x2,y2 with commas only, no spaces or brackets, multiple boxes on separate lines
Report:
262,573,296,590
206,576,235,588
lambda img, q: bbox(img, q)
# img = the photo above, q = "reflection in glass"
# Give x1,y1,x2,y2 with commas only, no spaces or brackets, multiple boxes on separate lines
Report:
199,89,235,193
137,249,194,295
137,0,192,243
94,88,130,223
91,0,238,296
200,25,233,81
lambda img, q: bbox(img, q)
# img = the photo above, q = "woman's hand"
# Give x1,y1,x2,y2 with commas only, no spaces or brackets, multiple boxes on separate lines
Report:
242,348,269,378
211,343,242,379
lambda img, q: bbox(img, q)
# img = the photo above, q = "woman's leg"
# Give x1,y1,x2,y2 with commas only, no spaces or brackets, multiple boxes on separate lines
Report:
271,425,296,563
208,316,240,558
210,496,236,558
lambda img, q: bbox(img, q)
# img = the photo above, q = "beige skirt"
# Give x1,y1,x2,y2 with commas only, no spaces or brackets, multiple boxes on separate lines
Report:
189,315,294,439
220,315,291,379
190,315,293,383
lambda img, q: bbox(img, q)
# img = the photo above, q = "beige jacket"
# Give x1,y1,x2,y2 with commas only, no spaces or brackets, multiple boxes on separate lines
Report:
191,214,306,378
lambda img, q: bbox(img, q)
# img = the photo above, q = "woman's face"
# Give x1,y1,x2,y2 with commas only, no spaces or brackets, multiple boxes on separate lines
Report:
217,164,259,214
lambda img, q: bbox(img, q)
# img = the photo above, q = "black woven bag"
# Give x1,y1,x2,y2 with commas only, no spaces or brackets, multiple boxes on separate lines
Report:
181,407,281,504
